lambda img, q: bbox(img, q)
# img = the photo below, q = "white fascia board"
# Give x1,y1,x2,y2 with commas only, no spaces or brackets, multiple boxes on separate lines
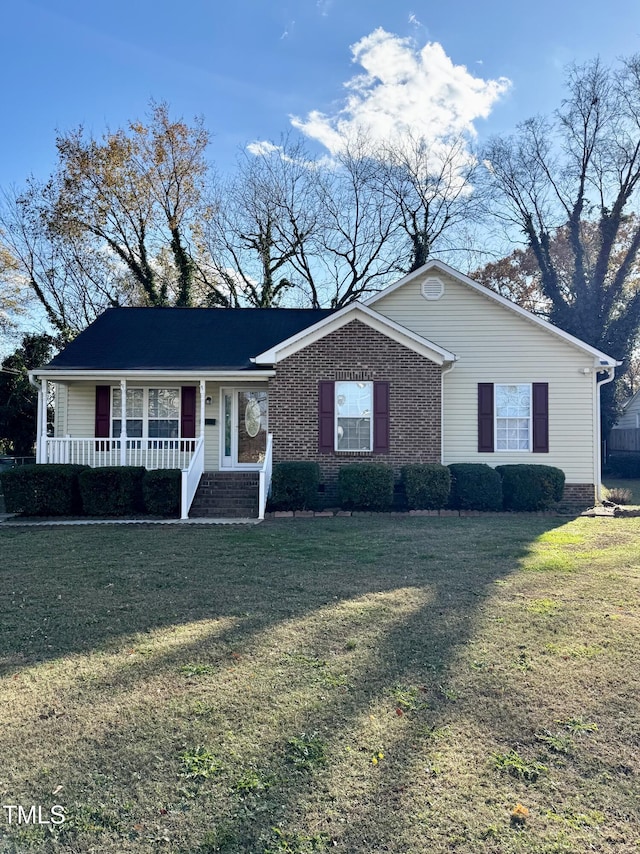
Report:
29,369,275,382
365,258,620,368
252,301,457,366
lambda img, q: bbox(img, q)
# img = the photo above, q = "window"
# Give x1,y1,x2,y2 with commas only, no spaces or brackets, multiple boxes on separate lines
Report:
335,381,373,451
112,387,180,438
495,384,531,451
478,382,548,454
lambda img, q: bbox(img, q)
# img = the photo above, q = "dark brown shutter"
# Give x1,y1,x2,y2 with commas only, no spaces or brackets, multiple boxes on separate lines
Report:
181,386,197,438
318,381,335,453
532,382,549,453
95,385,111,438
373,381,390,454
478,383,494,452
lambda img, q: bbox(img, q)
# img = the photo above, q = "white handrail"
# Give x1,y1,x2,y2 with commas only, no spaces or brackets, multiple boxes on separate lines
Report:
181,435,205,520
258,433,273,521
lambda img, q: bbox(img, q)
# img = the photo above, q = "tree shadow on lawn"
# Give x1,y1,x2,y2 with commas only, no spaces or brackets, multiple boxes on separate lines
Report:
0,516,571,852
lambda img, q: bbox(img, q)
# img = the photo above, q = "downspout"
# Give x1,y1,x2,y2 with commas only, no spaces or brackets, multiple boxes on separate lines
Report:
29,374,44,463
440,360,456,464
595,366,616,501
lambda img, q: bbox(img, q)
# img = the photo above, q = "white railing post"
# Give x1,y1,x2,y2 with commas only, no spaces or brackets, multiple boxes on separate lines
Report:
180,435,205,519
258,433,273,521
120,379,127,466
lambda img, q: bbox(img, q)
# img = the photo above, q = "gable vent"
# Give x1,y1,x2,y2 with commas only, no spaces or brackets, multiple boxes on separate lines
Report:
421,276,444,300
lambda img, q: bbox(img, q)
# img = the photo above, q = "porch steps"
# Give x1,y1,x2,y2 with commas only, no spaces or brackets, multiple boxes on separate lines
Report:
189,471,259,518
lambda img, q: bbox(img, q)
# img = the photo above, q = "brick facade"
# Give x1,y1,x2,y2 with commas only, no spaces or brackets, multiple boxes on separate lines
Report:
560,483,596,509
268,319,442,498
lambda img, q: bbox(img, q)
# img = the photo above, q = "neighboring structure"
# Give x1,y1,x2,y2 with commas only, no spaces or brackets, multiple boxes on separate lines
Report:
609,388,640,453
30,260,619,518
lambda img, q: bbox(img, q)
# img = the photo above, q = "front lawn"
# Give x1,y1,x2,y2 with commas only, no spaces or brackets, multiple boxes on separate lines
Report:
1,517,639,853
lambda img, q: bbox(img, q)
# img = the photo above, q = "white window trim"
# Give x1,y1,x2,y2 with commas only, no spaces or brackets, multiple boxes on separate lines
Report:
494,383,532,453
111,386,181,439
335,381,374,453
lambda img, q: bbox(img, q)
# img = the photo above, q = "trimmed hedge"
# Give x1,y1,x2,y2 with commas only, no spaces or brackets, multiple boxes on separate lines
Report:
401,463,451,510
338,463,394,511
496,464,565,511
606,454,640,479
143,469,182,517
448,463,503,511
270,462,320,511
0,464,85,516
78,466,146,516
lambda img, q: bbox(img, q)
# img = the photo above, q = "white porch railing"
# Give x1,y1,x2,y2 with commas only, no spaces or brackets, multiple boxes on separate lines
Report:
258,433,273,521
43,437,200,470
181,435,205,520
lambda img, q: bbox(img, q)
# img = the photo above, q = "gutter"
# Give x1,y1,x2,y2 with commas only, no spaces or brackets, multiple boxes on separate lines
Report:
595,367,616,501
440,361,456,464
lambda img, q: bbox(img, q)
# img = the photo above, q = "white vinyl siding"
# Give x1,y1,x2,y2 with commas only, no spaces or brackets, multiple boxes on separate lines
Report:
372,271,597,484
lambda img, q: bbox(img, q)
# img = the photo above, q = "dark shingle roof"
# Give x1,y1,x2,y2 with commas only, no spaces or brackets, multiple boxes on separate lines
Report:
45,307,334,371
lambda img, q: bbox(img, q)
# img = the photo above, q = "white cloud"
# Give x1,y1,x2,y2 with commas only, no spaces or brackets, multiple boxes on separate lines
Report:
291,28,511,154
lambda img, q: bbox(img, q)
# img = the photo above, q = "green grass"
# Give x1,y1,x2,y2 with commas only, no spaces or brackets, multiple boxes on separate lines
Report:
1,516,640,853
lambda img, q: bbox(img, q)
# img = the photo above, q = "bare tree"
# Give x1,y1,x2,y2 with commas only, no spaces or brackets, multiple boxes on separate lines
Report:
0,183,123,341
201,137,321,307
308,137,404,308
379,132,487,272
484,55,640,434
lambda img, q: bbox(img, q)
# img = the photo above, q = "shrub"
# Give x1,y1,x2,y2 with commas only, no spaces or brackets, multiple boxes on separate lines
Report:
401,463,451,510
448,463,503,511
143,469,182,516
496,464,565,511
338,463,394,511
602,485,633,505
0,464,85,516
269,462,320,511
606,454,640,478
79,466,146,516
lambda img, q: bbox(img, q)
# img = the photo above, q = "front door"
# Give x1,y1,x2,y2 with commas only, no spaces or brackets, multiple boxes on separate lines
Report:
221,389,268,468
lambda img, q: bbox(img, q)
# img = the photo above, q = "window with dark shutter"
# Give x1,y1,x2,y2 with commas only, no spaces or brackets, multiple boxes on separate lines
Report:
318,381,335,453
532,382,549,453
478,383,494,452
373,381,390,453
95,385,111,438
181,387,197,438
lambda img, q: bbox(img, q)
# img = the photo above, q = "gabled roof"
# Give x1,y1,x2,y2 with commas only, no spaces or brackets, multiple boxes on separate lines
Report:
42,307,334,372
252,301,457,366
365,259,620,368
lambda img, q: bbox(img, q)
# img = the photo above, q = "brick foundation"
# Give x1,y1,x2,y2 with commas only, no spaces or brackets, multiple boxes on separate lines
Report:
268,319,442,500
560,483,595,510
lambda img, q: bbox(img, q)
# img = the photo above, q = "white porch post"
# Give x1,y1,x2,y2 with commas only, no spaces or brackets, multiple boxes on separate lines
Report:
120,378,127,466
41,379,49,462
199,379,206,439
35,383,44,463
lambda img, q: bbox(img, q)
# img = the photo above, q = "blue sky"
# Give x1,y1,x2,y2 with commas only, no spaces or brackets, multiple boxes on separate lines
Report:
2,0,639,189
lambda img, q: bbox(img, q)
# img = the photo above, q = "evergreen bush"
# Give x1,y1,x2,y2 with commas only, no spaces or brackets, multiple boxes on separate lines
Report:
338,463,394,511
143,469,182,516
496,464,565,511
448,463,503,511
401,463,451,510
0,464,85,516
269,462,320,511
78,466,146,516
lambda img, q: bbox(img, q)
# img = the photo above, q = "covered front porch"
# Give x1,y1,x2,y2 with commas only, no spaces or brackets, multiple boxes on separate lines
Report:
33,375,273,519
